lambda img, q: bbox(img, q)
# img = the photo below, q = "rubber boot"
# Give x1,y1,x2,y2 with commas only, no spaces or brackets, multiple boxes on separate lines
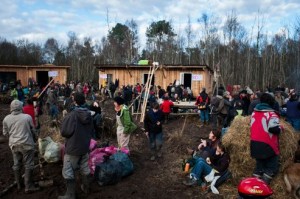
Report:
24,169,40,193
14,170,22,190
58,179,76,199
156,146,162,158
150,150,156,161
81,175,90,194
261,173,272,185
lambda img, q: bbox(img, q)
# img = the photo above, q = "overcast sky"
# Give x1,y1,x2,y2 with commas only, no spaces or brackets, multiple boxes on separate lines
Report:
1,0,299,47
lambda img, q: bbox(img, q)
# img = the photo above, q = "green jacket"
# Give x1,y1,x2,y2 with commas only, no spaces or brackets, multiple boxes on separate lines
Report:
10,89,18,100
119,105,137,134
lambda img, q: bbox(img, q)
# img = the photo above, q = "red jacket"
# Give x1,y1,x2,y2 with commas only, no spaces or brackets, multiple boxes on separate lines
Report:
23,104,36,127
160,100,174,113
250,105,281,159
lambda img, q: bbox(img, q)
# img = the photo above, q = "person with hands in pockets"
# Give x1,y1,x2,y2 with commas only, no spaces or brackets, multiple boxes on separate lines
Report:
144,102,164,161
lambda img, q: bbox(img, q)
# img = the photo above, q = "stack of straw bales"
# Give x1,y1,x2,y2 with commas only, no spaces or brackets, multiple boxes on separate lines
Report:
222,116,300,197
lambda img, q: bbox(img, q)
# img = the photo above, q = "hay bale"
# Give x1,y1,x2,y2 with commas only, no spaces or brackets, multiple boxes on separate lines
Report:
222,116,300,182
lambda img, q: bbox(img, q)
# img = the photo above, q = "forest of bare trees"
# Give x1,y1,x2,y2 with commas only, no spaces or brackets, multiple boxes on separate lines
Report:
0,12,300,90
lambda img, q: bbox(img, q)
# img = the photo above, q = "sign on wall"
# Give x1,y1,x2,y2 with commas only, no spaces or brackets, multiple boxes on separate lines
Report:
192,74,203,81
99,74,107,79
48,71,58,77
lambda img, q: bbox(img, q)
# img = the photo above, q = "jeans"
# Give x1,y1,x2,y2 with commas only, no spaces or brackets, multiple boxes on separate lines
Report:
12,146,35,171
62,153,90,180
287,118,300,131
149,132,163,151
254,155,279,177
190,158,212,181
50,104,59,119
200,109,209,123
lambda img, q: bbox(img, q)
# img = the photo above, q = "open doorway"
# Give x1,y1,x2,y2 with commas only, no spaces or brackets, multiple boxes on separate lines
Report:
0,72,16,84
36,71,49,88
180,73,192,88
143,74,155,85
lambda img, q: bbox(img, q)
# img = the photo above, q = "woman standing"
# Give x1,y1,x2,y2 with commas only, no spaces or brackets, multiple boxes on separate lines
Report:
114,96,137,150
144,102,164,161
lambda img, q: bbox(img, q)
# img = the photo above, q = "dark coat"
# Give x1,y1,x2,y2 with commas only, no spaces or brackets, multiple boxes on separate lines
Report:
61,107,93,156
144,109,164,134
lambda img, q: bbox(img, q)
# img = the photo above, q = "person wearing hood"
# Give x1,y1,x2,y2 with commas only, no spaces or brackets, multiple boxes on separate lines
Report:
114,96,137,150
250,93,283,185
144,102,164,161
286,92,300,131
59,93,94,199
3,100,39,193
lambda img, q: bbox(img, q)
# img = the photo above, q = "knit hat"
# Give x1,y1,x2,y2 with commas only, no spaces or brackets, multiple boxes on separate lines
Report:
223,91,230,97
10,100,23,112
114,96,125,105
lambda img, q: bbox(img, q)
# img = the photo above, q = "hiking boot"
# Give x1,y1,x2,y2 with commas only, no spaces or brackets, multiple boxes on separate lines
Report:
81,175,90,194
182,178,197,186
24,169,40,193
58,179,76,199
13,170,23,190
261,173,272,185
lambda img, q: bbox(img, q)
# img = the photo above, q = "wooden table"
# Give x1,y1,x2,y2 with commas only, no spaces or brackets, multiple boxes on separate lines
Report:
171,101,198,115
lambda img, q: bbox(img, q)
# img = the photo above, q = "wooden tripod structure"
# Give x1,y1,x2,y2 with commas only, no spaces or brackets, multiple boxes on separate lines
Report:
139,63,160,123
212,61,225,95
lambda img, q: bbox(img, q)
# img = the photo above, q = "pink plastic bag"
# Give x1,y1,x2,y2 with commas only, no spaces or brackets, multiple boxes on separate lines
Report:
89,139,97,151
88,148,109,174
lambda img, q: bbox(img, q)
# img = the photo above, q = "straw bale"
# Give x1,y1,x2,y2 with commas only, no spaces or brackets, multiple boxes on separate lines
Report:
222,116,300,182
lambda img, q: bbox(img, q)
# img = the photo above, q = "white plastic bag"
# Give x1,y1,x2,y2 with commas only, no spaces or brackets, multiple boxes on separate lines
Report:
38,136,53,156
44,141,61,163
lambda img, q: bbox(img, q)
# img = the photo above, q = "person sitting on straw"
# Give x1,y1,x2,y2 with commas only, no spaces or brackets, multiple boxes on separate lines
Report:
186,130,221,164
183,142,230,191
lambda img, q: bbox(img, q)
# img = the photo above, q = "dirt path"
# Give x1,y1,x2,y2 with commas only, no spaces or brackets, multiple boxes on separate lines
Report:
0,101,234,199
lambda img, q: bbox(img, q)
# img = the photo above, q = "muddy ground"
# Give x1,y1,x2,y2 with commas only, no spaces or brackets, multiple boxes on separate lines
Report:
0,99,290,199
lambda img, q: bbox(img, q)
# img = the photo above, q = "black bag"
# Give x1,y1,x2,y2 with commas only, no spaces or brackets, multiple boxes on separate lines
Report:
94,158,123,186
110,151,134,177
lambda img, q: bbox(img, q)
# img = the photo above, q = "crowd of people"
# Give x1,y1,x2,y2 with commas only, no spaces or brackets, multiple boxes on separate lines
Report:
2,78,300,197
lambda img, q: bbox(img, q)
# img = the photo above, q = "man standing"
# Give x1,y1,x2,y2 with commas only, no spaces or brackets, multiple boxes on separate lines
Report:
59,93,93,199
250,93,283,184
3,100,39,193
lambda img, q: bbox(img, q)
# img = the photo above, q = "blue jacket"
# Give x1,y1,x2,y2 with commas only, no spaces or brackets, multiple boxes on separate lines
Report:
286,100,300,119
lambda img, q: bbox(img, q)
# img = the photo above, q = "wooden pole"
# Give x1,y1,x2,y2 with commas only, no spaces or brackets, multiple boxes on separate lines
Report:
37,78,55,99
140,64,159,122
140,65,153,122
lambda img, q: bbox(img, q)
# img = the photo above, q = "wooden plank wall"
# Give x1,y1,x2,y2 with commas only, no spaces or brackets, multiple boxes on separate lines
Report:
98,67,213,96
0,67,67,86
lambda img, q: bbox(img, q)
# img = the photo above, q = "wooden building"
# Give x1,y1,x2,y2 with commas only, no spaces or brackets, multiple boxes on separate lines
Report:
0,64,70,87
95,64,214,96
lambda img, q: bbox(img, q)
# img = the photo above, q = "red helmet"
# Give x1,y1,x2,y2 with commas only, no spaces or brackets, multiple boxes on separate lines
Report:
238,177,273,199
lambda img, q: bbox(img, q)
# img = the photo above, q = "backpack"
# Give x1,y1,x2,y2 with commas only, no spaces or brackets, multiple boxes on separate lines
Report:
210,96,221,113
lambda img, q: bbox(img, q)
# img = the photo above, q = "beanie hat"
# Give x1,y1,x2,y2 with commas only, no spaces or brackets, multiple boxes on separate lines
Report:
114,96,125,105
223,91,230,97
212,130,221,140
10,100,23,112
